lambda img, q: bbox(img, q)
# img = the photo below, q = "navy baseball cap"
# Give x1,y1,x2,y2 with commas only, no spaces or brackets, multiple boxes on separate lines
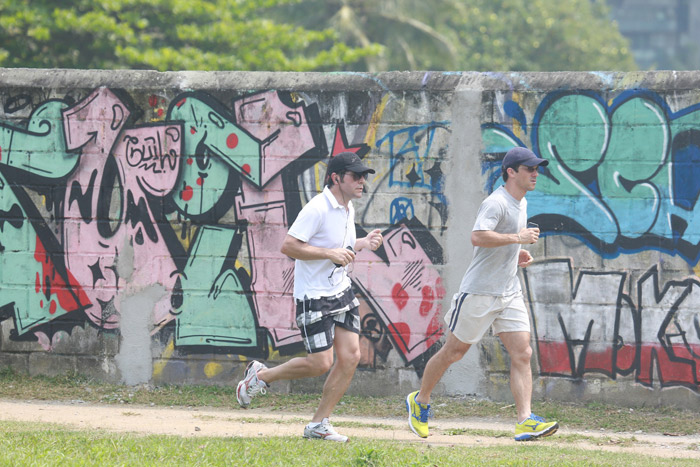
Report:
326,152,375,177
502,147,548,172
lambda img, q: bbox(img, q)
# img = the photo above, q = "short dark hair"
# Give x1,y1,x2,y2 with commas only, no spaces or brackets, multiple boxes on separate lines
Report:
326,170,346,187
502,164,518,182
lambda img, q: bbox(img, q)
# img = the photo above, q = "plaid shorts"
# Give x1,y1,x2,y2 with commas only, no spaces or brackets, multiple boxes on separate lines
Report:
295,286,360,353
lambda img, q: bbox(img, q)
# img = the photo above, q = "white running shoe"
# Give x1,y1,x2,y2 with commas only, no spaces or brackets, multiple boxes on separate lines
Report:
303,418,349,442
236,360,268,407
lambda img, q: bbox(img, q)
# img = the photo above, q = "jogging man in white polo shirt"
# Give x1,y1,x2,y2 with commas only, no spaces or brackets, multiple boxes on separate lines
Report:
236,152,383,442
406,147,559,442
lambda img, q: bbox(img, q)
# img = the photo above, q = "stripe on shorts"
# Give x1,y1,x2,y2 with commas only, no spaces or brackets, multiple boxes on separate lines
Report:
449,292,468,331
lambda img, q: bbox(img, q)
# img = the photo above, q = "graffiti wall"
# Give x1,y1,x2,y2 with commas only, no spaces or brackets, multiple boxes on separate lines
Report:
1,70,700,407
0,71,450,392
482,75,700,406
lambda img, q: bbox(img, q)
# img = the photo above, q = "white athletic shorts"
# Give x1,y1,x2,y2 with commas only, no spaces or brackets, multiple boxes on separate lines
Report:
443,291,530,344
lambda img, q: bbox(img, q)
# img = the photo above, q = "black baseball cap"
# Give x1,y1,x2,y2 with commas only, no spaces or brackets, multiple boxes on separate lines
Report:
502,147,548,172
326,152,375,179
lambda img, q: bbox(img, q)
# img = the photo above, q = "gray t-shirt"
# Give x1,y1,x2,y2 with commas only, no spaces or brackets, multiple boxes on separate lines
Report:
458,186,527,296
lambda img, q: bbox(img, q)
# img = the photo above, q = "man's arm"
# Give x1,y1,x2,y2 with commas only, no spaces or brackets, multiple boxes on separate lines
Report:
281,235,355,266
471,227,538,247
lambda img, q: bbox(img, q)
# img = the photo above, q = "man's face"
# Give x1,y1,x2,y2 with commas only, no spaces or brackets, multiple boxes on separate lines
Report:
511,164,540,191
338,171,368,199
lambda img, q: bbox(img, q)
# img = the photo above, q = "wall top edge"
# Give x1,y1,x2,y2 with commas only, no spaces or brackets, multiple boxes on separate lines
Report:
2,68,700,92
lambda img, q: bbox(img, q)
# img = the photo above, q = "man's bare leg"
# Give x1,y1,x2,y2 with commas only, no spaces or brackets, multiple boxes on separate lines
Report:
311,327,360,422
498,331,533,422
257,347,334,384
415,332,471,405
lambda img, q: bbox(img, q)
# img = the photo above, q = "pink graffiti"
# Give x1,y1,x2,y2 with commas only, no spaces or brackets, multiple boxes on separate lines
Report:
232,91,323,348
234,91,320,188
236,176,299,347
62,88,181,328
351,224,445,363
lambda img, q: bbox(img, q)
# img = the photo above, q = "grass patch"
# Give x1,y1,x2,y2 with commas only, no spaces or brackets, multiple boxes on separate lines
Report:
333,421,395,431
2,368,700,436
0,420,696,467
443,427,510,438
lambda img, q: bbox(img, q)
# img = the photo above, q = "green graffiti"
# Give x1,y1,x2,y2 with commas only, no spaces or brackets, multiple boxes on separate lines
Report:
0,101,76,178
175,226,258,349
0,173,73,334
537,94,608,173
168,96,262,218
598,97,667,236
482,126,519,154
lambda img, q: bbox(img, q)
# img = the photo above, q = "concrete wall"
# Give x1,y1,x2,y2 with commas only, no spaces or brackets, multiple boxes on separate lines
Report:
2,69,700,409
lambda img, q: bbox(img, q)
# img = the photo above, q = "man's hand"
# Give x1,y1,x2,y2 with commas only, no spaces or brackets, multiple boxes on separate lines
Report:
518,249,534,268
366,229,383,250
328,247,355,267
517,226,539,244
355,229,383,251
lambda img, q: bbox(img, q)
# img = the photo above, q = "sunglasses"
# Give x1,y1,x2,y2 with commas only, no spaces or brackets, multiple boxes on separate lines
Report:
518,165,539,173
343,171,369,182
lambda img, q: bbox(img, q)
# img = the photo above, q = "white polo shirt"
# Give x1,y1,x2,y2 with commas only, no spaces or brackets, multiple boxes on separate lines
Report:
287,186,356,300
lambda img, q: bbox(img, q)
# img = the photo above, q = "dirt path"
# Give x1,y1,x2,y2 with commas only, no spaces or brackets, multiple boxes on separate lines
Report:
1,399,699,460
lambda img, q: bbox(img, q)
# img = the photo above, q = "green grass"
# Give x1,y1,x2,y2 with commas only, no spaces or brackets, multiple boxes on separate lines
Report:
0,420,696,467
2,369,700,465
2,367,699,436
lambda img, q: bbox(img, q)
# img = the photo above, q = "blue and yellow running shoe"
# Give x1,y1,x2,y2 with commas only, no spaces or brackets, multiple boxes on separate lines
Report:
514,413,559,441
405,390,432,438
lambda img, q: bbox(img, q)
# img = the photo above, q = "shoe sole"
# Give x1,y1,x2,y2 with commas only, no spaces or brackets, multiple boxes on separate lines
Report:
236,361,259,408
515,422,559,441
236,380,249,407
405,393,428,438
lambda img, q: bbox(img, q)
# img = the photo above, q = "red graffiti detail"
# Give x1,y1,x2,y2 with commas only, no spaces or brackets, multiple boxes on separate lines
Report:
536,341,571,374
196,177,203,186
392,283,408,310
389,322,410,354
33,235,91,314
419,285,434,316
226,133,239,149
157,108,164,117
176,98,187,108
190,127,197,135
181,185,193,201
435,276,446,301
615,344,636,373
35,272,41,293
637,343,697,386
583,350,613,374
40,300,43,308
49,300,57,315
0,146,2,161
425,312,443,349
148,95,158,107
186,157,193,165
242,163,251,175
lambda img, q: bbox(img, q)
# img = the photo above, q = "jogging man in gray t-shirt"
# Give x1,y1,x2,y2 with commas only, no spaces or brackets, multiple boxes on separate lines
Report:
406,147,560,441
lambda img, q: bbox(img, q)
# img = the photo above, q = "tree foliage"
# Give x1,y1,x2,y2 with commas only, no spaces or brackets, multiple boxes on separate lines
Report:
0,0,379,71
277,0,637,71
0,0,636,72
